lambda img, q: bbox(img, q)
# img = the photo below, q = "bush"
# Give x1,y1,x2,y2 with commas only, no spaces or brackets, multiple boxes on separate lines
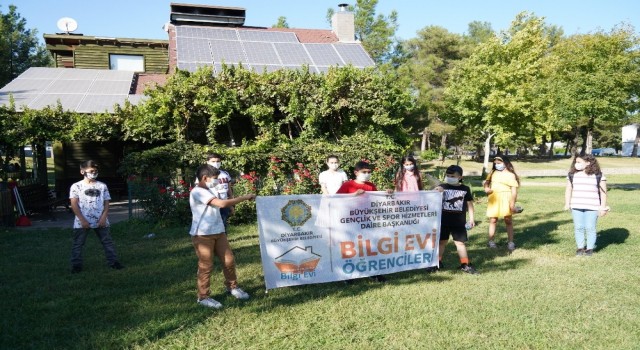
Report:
127,176,192,228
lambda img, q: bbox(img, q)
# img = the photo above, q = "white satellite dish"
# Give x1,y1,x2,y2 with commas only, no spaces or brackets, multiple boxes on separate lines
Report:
56,17,78,33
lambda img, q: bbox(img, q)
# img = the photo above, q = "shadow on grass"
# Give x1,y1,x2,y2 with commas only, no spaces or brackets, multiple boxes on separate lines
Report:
595,228,629,252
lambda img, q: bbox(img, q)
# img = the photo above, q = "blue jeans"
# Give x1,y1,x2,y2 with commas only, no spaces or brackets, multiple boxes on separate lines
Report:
571,209,598,250
71,227,119,267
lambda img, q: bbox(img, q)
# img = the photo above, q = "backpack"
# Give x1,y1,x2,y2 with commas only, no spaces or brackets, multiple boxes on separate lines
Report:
568,172,604,204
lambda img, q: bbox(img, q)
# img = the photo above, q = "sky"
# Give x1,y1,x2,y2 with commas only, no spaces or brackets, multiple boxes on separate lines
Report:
3,0,640,43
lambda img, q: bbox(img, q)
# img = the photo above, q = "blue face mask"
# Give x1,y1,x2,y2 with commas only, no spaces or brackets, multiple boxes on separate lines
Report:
495,164,505,171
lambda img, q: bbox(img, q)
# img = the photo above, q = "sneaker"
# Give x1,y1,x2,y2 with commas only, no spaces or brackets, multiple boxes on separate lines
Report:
369,275,387,283
109,261,125,270
425,266,440,274
584,249,594,256
507,241,516,252
575,248,585,256
488,241,497,249
71,265,82,274
227,287,250,300
459,263,479,275
197,298,223,309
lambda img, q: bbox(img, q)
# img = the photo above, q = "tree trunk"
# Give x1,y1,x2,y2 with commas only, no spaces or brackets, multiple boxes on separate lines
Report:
33,141,48,186
585,130,593,155
227,123,236,146
483,132,495,178
421,127,429,151
548,139,555,158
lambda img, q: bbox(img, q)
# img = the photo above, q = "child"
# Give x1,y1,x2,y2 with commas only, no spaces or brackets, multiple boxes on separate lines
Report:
428,165,478,274
484,155,520,252
319,155,348,195
205,153,234,228
190,164,256,309
69,160,123,273
336,161,386,283
394,155,423,192
564,154,608,256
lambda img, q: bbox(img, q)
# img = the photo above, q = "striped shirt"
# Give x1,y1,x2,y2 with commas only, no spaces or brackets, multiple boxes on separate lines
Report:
569,171,606,211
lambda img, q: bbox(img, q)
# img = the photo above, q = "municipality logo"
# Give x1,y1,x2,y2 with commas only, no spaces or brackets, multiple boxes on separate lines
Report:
281,199,312,227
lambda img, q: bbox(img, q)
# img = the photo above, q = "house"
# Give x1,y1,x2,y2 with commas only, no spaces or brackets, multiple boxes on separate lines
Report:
0,3,373,198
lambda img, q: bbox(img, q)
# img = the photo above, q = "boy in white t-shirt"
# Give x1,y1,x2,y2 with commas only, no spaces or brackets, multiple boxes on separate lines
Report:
319,155,348,194
69,160,123,273
190,164,256,309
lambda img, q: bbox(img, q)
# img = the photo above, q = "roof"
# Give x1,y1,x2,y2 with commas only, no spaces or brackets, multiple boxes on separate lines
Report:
44,34,168,47
174,24,374,74
0,67,144,113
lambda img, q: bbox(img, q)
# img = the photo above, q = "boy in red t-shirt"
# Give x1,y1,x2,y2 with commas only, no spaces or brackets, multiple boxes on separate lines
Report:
336,161,377,195
336,161,386,283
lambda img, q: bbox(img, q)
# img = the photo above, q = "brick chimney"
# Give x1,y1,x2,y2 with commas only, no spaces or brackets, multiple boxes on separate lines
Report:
331,4,355,42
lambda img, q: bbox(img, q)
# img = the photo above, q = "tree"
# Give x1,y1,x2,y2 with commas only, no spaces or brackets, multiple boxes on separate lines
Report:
445,12,556,171
0,4,52,88
326,0,398,64
397,26,468,153
272,16,289,28
542,25,640,155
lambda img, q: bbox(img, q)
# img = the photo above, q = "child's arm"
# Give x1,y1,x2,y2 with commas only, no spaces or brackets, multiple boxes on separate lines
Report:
564,179,572,210
98,200,109,227
467,200,475,228
510,186,518,212
483,180,492,194
70,198,90,229
210,194,256,208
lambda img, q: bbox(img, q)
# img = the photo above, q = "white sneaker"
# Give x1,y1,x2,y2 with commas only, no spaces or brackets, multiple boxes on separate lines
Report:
197,298,223,309
228,287,250,300
488,241,497,249
507,241,516,251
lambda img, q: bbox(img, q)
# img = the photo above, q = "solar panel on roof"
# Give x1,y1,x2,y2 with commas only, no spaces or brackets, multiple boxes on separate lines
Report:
77,95,130,113
238,30,297,43
209,40,246,64
28,94,85,110
333,44,375,67
0,79,54,94
274,43,313,65
304,44,345,67
0,67,142,113
177,37,213,62
58,69,101,80
176,26,238,41
177,62,212,72
249,64,283,73
44,80,93,94
88,80,132,95
243,42,281,65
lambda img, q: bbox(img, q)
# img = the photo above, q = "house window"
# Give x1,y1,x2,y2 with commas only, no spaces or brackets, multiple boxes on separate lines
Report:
109,54,144,72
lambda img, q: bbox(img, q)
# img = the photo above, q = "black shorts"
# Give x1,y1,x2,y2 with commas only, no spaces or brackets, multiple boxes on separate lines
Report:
440,225,468,242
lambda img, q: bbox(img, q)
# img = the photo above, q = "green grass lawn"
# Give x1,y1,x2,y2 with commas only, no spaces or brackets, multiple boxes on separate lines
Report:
1,174,639,349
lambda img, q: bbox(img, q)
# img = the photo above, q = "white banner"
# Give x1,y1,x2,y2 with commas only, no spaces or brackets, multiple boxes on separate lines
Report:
257,191,442,290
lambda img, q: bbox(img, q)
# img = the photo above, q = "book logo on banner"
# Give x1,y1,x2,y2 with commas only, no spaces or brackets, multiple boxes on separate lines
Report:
275,246,321,280
281,199,312,227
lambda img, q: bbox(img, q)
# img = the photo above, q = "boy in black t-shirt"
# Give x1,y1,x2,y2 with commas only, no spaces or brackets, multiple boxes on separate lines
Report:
428,165,478,274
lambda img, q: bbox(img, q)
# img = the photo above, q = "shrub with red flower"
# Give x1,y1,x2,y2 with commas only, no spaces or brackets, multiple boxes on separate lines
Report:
127,175,192,227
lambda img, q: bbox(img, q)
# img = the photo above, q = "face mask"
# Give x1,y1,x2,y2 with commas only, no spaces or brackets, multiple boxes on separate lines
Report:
208,161,222,169
85,172,98,180
404,165,415,171
207,179,219,188
328,163,339,171
495,164,505,171
574,163,586,171
445,176,459,185
356,173,371,182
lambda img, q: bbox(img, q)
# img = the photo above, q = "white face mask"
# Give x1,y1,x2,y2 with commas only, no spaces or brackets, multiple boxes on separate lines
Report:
495,164,505,171
356,173,371,182
574,163,587,171
404,165,415,171
85,172,98,180
444,176,459,185
208,161,222,169
328,163,339,171
207,178,219,188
